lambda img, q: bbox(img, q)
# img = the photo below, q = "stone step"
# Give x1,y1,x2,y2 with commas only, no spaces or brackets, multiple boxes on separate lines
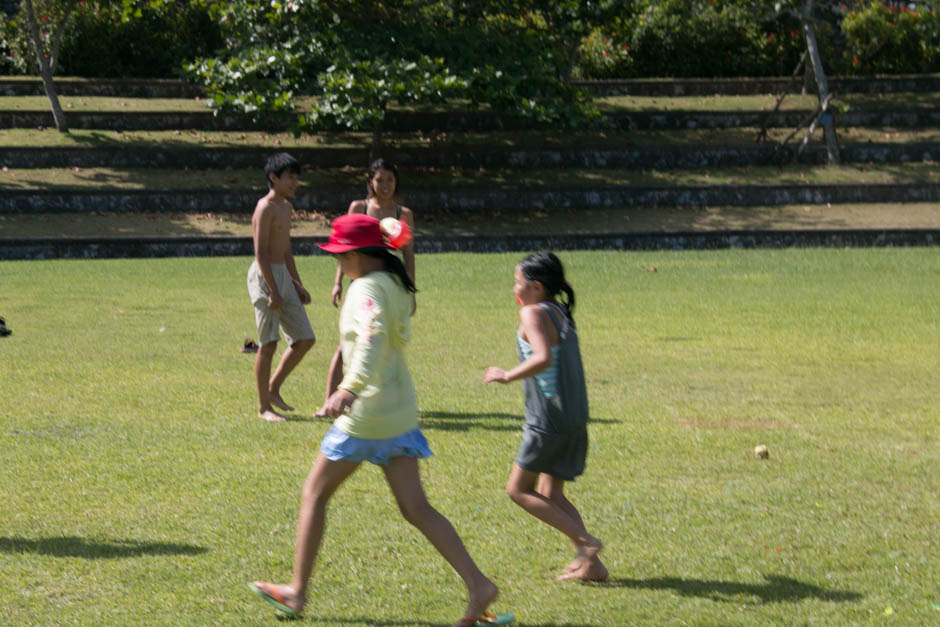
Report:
5,183,939,214
574,75,940,97
3,142,939,170
3,228,936,261
2,108,938,132
3,75,938,98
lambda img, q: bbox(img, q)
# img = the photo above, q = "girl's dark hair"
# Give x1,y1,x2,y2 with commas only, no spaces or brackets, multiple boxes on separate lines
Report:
357,247,416,293
518,251,575,317
365,158,400,199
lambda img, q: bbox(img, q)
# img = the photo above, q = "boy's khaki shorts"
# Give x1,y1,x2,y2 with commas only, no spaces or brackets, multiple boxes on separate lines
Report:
247,261,315,346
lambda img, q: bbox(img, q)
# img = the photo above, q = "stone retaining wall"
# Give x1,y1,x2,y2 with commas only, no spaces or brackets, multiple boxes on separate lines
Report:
2,229,935,261
3,75,937,99
4,183,939,214
0,78,204,98
3,143,938,171
3,108,938,133
573,75,940,96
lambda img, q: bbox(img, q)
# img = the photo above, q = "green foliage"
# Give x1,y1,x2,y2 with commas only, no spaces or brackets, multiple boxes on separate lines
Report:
184,0,602,132
842,1,940,74
574,0,940,78
0,1,221,78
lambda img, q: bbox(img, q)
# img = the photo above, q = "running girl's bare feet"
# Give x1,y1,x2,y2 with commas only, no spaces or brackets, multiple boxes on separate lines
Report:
269,390,294,412
556,555,609,582
557,535,603,579
259,409,288,422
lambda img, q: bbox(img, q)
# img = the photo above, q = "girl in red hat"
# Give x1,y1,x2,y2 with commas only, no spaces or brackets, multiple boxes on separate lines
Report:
314,158,416,419
251,214,512,627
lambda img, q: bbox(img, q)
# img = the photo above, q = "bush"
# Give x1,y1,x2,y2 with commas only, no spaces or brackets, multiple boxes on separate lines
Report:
842,1,940,74
573,0,940,79
0,1,222,78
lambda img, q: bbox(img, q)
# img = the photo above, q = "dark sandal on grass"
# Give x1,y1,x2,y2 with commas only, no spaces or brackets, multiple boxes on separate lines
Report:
248,582,302,618
241,338,258,353
0,317,10,337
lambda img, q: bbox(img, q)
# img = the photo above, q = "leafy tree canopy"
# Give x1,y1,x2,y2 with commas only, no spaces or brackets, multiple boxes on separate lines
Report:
179,0,618,131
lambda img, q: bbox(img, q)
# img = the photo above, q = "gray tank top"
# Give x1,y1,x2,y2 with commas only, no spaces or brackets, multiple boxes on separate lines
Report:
517,302,589,434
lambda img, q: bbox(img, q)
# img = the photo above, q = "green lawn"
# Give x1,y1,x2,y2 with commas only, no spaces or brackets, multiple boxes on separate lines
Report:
0,250,936,625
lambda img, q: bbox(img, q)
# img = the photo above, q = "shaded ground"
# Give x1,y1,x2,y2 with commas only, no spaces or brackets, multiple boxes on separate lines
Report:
1,163,938,191
3,204,938,240
2,127,939,149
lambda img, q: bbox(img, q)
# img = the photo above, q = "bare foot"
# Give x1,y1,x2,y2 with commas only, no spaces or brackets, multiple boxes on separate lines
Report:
560,535,603,576
258,409,288,423
269,391,294,412
556,556,609,582
250,581,304,616
454,577,499,626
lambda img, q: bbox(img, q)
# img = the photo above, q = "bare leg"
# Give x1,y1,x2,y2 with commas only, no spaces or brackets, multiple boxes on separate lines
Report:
313,343,343,418
255,341,287,422
383,457,499,622
269,338,314,412
506,464,602,571
252,453,360,614
537,474,607,581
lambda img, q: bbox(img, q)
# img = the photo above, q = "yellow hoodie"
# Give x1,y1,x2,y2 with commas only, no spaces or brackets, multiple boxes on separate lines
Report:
335,270,418,439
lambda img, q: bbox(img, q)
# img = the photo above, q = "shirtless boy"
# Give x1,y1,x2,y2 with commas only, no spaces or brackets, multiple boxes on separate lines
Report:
246,153,316,422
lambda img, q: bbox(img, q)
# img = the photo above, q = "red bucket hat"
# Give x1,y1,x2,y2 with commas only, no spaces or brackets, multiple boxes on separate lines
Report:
318,213,391,253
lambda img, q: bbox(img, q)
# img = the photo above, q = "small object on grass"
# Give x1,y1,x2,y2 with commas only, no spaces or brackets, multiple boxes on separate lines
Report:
755,444,769,460
241,338,259,353
0,317,10,337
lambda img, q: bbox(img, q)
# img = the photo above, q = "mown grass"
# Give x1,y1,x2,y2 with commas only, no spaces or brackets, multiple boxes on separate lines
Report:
2,203,940,240
0,249,937,626
1,162,938,192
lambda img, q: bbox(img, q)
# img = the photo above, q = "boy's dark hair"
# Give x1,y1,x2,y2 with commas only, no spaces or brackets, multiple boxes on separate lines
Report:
265,152,301,189
518,251,576,318
365,157,401,199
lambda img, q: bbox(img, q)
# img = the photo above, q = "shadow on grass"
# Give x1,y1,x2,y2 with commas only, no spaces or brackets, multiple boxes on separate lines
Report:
419,410,619,432
0,536,208,559
598,574,862,604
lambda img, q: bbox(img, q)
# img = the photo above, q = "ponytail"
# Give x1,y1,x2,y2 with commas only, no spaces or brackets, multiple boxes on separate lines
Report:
517,251,575,319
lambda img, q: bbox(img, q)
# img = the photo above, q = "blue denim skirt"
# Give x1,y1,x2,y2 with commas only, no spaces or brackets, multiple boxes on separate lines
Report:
320,425,433,466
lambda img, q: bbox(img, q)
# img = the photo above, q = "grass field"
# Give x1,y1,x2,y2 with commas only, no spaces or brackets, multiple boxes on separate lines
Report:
0,249,937,625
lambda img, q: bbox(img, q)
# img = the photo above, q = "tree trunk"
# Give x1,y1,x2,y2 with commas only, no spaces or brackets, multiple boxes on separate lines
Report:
24,0,68,133
802,0,840,164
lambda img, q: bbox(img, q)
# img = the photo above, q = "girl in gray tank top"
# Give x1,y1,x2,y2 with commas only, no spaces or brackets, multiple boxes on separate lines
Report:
484,252,607,583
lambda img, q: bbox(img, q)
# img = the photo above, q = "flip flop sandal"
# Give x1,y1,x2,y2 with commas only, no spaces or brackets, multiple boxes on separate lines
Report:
241,338,259,353
459,611,515,626
0,318,10,337
248,582,302,618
